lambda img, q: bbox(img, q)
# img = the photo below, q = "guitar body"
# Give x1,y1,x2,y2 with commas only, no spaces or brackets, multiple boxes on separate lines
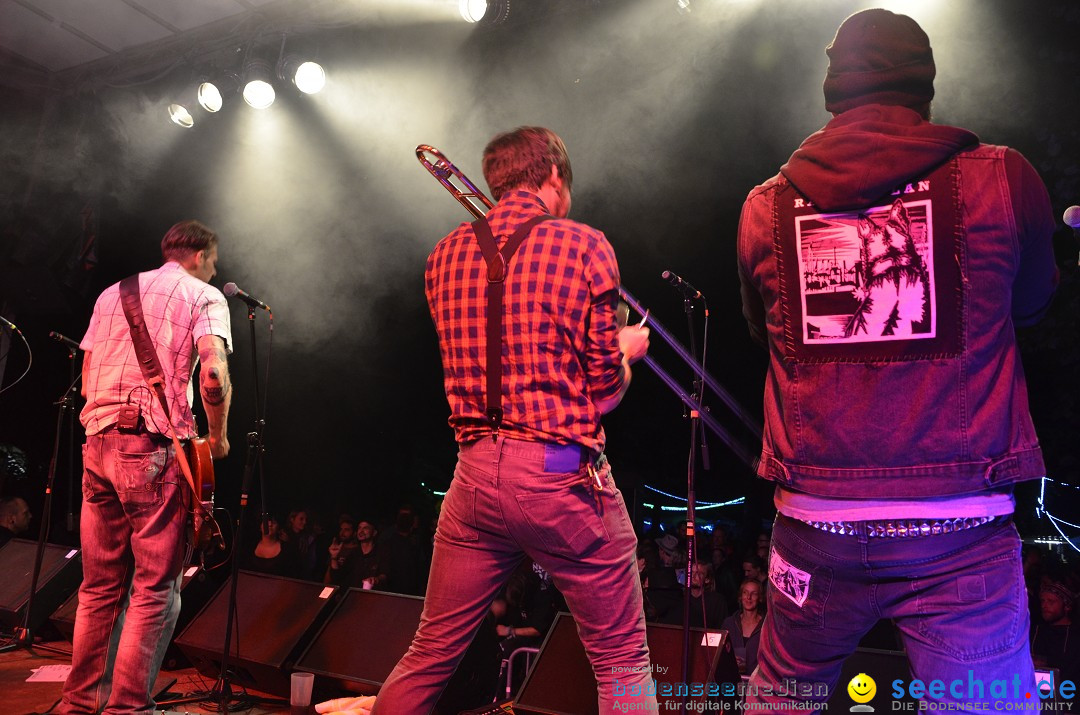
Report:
184,437,215,503
183,437,221,550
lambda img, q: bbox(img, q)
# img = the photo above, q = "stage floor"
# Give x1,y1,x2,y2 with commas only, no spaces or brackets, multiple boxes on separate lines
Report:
0,639,293,715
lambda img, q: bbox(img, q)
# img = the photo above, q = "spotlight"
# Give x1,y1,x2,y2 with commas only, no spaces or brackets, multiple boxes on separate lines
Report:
242,59,276,109
459,0,487,22
278,56,326,95
197,81,223,112
460,0,510,26
167,103,194,128
676,0,690,13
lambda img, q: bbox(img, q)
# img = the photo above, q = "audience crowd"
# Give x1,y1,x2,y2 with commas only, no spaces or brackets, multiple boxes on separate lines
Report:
233,500,1079,686
4,479,1074,694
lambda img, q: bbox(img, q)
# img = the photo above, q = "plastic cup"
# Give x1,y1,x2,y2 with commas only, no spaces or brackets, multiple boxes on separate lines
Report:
291,671,315,707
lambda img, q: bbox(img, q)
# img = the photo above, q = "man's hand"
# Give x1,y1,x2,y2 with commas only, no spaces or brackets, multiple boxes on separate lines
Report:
316,695,376,714
618,325,650,364
209,433,230,459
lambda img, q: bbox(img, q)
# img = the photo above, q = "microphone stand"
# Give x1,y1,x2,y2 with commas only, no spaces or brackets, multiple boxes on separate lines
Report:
0,345,80,656
677,294,702,715
158,304,286,712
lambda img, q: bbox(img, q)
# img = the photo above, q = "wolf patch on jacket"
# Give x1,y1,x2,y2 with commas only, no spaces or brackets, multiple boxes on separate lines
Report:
776,158,962,363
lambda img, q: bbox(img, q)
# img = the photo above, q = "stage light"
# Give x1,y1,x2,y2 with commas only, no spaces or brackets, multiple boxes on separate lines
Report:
676,0,691,13
459,0,487,22
460,0,510,26
167,103,194,128
197,81,223,112
293,62,325,94
278,56,326,95
242,60,276,109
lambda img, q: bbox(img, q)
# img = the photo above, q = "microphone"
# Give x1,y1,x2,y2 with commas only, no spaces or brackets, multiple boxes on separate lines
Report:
49,331,82,351
661,270,702,300
223,282,271,312
1064,205,1080,229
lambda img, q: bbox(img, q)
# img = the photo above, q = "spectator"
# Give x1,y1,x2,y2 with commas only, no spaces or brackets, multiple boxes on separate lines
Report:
742,553,766,586
244,516,290,577
325,515,360,586
0,495,32,547
378,505,430,596
281,508,317,581
353,520,386,590
637,541,660,585
496,561,565,647
642,565,683,625
755,531,771,562
676,559,728,630
492,561,566,695
1030,580,1079,684
722,579,765,675
656,533,682,568
709,527,740,612
330,519,385,590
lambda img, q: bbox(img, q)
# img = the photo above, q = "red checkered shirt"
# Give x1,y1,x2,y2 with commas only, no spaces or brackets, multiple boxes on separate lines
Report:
425,190,626,451
80,261,233,439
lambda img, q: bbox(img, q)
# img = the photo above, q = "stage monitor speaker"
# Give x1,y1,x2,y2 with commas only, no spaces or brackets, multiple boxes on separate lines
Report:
50,589,78,641
513,612,740,715
50,564,221,670
173,570,340,697
294,588,425,695
0,538,82,632
294,588,500,713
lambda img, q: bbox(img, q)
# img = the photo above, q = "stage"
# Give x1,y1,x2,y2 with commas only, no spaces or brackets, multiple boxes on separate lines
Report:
0,643,291,715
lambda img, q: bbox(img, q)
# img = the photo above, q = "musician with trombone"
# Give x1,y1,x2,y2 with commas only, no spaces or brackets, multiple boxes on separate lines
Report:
373,127,657,713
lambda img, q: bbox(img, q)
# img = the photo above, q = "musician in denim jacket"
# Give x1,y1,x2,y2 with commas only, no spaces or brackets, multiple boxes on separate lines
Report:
737,9,1058,709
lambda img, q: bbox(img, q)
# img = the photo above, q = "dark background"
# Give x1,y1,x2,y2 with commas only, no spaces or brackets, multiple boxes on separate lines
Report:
1,0,1077,546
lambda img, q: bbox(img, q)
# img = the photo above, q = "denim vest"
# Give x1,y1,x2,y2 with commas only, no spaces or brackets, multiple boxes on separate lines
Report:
738,144,1045,498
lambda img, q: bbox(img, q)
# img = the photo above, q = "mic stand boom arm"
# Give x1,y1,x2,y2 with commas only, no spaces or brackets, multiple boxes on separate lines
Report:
618,287,761,440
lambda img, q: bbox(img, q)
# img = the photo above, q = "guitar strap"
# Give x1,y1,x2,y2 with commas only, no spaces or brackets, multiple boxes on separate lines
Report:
470,214,551,432
117,275,208,524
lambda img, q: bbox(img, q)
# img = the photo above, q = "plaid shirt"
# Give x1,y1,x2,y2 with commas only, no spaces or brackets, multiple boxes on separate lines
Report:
80,261,232,439
425,190,626,451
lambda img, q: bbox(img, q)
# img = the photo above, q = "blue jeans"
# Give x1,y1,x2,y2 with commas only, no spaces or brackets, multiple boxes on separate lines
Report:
747,514,1036,712
372,436,658,714
60,431,187,715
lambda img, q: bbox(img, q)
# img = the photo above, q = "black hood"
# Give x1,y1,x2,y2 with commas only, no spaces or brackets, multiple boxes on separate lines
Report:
780,104,978,212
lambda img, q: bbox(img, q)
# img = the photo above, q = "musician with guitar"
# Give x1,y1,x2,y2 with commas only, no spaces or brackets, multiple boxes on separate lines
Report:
61,220,232,715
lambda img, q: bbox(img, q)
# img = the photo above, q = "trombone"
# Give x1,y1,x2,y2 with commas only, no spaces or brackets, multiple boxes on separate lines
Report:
416,145,760,468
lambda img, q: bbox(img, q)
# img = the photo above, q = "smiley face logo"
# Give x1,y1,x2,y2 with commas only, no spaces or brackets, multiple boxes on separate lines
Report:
848,673,876,704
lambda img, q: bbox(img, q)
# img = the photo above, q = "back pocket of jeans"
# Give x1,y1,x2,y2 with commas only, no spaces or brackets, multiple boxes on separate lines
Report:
517,489,608,558
768,543,833,630
914,552,1023,661
116,448,167,507
438,481,479,543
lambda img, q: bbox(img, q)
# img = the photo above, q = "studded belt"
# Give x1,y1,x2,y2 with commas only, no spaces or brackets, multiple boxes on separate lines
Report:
800,515,1003,538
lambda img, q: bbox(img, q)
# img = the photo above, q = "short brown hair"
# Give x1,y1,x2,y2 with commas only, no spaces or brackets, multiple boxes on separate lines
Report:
482,126,573,201
161,220,217,262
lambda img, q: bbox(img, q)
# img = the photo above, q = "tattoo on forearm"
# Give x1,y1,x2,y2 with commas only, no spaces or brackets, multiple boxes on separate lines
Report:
199,347,228,364
201,367,231,406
